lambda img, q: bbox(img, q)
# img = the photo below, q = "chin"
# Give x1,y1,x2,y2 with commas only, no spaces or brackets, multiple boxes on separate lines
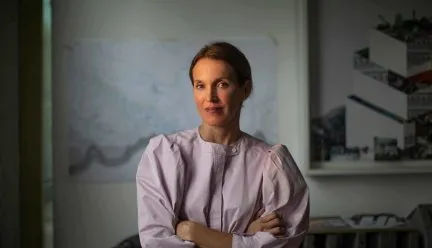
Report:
202,117,229,127
203,120,228,127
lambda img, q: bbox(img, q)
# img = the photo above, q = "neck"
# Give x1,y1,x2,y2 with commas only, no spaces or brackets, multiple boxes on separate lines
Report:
199,121,242,146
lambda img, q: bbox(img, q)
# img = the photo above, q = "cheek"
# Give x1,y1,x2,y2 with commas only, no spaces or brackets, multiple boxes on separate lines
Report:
193,91,205,106
219,90,242,106
218,90,235,103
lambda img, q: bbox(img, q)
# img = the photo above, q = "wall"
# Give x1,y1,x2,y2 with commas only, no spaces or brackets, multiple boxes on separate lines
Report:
53,0,432,248
0,0,19,247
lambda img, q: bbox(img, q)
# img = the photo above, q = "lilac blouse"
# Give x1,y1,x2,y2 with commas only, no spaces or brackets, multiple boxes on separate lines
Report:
136,128,309,248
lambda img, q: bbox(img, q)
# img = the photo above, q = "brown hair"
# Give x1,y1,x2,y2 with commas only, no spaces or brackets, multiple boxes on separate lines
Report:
189,41,253,91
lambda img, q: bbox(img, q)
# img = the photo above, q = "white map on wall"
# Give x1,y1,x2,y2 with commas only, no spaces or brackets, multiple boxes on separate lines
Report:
65,37,278,182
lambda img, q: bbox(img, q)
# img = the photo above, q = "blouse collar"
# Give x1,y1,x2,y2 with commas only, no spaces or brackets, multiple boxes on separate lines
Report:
195,128,243,156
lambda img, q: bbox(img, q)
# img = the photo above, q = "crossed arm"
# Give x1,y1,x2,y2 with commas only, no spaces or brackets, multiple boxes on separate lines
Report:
176,213,284,248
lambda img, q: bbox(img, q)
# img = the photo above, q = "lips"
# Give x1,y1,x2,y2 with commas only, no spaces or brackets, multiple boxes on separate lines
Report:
205,106,224,114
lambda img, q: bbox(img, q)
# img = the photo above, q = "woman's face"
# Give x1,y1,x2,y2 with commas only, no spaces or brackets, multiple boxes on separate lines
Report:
191,58,249,127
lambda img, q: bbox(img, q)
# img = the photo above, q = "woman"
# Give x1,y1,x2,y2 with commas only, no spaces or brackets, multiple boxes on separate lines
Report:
136,42,309,248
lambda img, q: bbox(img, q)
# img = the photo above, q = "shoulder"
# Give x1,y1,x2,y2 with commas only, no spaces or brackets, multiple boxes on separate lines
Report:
241,133,296,165
268,144,295,168
242,132,273,155
265,144,307,188
139,130,196,174
145,129,197,154
165,129,198,146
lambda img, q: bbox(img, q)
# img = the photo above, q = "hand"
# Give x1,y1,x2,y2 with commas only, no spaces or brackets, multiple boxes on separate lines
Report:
177,220,233,248
176,220,200,241
246,212,285,236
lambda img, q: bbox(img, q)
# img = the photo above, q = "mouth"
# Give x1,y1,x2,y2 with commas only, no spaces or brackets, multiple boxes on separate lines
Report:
205,106,224,114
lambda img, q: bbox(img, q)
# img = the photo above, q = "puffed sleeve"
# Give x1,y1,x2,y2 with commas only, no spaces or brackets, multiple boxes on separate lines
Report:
232,144,310,248
136,135,195,247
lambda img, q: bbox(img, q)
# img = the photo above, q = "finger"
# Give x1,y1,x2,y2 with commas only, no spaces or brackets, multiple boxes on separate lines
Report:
264,218,283,229
266,226,285,236
260,212,279,222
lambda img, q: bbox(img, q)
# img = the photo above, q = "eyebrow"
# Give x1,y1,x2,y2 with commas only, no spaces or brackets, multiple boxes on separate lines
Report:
194,77,230,84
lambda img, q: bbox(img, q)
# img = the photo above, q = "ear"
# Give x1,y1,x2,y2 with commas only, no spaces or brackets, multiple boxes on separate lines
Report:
243,80,252,100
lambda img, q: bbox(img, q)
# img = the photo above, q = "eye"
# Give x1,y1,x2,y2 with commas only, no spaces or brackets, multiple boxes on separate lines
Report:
195,84,204,89
217,81,230,88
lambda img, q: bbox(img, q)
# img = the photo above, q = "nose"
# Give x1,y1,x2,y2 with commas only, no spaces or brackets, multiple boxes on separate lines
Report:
206,86,219,103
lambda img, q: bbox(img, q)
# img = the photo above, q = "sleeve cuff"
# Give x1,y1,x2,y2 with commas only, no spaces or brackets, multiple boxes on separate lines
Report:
232,233,257,248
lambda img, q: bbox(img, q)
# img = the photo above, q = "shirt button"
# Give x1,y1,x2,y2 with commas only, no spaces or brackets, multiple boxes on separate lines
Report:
231,147,237,153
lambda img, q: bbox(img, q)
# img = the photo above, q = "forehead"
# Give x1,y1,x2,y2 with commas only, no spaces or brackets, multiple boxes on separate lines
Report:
192,58,235,80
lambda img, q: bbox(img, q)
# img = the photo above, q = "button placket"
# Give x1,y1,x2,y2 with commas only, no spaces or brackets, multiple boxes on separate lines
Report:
209,148,225,230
